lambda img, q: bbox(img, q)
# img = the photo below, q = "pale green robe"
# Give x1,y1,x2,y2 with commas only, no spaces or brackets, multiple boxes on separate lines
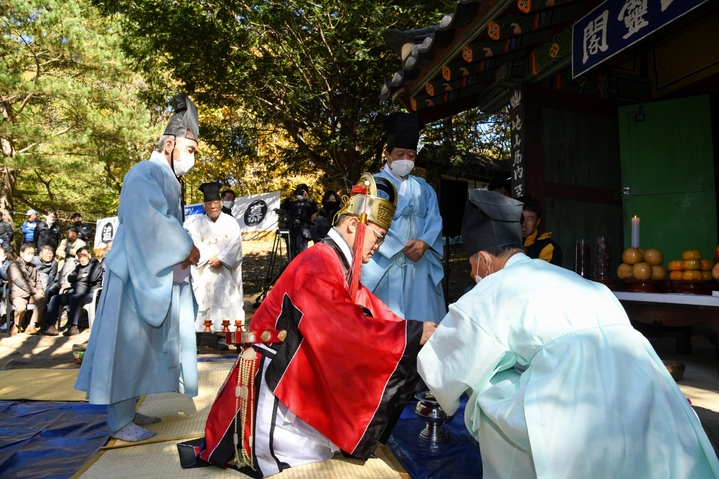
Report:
419,253,719,479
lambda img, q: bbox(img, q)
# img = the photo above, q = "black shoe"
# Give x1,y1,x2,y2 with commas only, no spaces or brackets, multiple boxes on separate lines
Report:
43,325,59,336
216,337,229,351
63,326,80,337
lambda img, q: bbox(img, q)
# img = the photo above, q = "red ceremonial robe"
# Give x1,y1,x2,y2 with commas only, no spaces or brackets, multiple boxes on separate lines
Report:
253,240,424,459
181,234,424,474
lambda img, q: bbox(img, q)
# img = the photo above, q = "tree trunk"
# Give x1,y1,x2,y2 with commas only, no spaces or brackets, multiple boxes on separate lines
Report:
0,166,17,221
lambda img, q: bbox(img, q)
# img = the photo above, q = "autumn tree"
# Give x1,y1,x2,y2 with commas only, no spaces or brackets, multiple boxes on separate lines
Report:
92,0,456,191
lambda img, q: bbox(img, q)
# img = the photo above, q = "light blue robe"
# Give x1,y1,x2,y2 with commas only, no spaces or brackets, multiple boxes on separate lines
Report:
76,152,198,405
419,253,719,479
361,169,446,322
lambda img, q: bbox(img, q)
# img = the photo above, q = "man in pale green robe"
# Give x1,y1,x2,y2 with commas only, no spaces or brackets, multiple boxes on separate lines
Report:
76,94,201,442
418,190,719,478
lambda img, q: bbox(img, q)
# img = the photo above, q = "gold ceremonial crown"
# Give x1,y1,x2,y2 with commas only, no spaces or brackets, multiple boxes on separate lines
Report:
336,173,397,231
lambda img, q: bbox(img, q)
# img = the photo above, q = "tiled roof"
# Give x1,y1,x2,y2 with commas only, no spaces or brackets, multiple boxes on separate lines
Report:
380,0,591,121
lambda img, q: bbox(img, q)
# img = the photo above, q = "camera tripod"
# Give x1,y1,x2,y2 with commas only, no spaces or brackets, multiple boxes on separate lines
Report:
254,210,295,307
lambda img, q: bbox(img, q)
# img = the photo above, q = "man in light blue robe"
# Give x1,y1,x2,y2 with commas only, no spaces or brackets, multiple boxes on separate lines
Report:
361,112,446,323
76,94,202,442
419,190,719,478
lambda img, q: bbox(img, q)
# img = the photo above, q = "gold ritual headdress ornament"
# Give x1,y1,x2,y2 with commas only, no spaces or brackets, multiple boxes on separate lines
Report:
337,173,397,230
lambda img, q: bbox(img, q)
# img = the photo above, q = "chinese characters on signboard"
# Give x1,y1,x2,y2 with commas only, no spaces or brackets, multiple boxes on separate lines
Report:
509,86,525,199
572,0,707,78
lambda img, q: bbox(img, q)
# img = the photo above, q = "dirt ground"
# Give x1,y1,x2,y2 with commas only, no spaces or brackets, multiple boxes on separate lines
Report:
0,238,472,370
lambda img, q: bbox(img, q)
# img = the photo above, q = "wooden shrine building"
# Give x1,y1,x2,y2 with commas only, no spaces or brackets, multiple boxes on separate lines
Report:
380,0,719,271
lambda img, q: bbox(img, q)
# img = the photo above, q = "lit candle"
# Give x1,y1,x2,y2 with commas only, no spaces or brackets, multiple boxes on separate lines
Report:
631,216,640,248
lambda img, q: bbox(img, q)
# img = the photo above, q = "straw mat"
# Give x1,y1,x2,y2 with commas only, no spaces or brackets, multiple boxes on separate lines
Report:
79,441,408,479
0,368,86,401
106,360,235,448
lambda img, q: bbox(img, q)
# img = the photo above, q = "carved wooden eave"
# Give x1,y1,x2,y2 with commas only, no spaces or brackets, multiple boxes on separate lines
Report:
380,0,596,124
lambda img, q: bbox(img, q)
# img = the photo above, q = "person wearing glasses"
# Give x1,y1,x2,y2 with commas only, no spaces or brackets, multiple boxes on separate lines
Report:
185,173,437,477
362,112,446,324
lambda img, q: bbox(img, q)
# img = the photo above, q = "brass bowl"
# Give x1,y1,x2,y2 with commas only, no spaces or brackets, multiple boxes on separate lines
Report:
414,391,450,443
663,360,685,382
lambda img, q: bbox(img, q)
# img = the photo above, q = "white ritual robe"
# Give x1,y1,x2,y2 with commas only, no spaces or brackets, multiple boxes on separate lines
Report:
419,253,719,479
185,212,244,332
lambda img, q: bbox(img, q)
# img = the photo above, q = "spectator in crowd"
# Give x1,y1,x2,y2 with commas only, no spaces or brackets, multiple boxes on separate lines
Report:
0,248,9,281
100,240,113,279
517,195,562,267
76,93,201,443
185,181,244,350
35,212,62,252
42,247,103,337
56,225,87,287
21,210,38,243
0,248,10,323
0,211,14,254
487,176,511,197
8,243,47,335
70,213,94,243
221,189,236,216
362,112,446,325
280,184,318,259
309,190,341,242
32,245,59,291
418,190,719,478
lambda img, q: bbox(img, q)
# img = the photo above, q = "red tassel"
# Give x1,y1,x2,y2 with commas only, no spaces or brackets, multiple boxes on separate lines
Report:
349,222,366,302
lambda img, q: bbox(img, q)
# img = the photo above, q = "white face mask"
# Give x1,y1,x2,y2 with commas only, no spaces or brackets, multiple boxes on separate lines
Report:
173,151,195,177
46,218,53,225
222,201,233,209
22,254,34,263
473,255,491,283
390,159,414,178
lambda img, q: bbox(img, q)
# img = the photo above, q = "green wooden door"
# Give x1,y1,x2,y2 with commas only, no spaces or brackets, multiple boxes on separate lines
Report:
618,95,716,263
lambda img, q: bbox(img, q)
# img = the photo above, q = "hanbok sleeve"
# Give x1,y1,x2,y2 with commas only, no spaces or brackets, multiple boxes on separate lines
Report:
215,217,242,269
184,216,209,265
418,298,510,420
113,163,193,327
417,180,444,253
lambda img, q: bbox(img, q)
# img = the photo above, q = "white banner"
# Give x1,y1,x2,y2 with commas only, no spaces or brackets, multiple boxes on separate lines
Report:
232,191,281,234
94,217,119,249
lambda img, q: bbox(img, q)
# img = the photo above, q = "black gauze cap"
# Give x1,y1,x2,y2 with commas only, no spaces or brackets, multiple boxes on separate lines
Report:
163,94,199,141
199,181,222,202
461,190,523,256
384,112,422,152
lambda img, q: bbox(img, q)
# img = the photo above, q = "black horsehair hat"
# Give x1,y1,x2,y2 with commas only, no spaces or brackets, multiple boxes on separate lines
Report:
461,190,523,257
199,181,222,202
163,94,199,141
383,112,422,152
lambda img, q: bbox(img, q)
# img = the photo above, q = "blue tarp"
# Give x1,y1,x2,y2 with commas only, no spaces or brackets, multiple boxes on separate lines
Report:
388,399,483,479
0,386,479,479
0,401,109,479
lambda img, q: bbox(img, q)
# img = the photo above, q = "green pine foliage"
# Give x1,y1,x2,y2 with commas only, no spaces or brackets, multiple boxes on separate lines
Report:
0,0,159,232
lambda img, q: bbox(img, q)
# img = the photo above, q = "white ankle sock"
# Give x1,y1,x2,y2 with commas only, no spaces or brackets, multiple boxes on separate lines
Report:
110,422,157,442
134,412,161,425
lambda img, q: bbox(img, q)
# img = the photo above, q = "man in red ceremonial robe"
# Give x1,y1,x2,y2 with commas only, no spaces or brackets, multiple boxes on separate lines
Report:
179,174,437,477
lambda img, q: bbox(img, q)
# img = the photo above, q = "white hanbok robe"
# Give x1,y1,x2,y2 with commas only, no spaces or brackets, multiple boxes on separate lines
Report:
419,253,719,479
185,212,244,331
361,167,446,322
